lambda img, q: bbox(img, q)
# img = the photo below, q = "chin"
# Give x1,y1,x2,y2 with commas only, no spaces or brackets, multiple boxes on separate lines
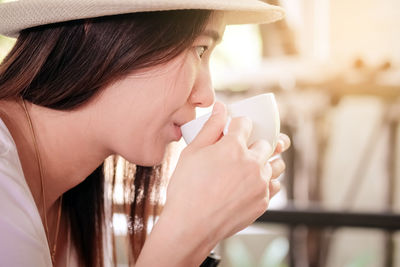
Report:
123,148,166,167
136,159,163,167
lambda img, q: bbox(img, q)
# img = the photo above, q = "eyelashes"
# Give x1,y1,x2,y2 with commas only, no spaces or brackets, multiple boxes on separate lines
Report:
195,46,209,59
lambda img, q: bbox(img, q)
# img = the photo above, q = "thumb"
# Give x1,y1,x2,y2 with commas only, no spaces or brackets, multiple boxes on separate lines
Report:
189,101,228,149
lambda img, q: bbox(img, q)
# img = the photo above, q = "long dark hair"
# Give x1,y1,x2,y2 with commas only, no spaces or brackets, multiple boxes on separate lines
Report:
0,10,211,266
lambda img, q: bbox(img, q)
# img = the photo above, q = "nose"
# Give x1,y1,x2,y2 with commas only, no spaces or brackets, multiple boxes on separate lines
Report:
188,67,215,108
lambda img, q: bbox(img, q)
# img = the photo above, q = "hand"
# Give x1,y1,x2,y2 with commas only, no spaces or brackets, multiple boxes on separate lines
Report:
164,102,290,243
266,133,291,198
137,102,291,267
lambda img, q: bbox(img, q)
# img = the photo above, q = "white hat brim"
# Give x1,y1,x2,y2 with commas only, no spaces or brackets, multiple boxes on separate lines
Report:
0,0,285,38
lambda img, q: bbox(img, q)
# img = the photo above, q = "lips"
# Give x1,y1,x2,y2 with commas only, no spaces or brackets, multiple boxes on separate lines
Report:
171,115,195,141
172,123,183,141
173,118,194,129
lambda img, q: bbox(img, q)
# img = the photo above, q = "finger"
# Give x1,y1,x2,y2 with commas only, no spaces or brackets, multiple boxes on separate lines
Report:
279,133,291,151
249,139,272,165
270,158,286,179
272,133,291,156
261,162,272,184
269,180,281,198
224,116,252,146
272,140,284,155
189,102,227,149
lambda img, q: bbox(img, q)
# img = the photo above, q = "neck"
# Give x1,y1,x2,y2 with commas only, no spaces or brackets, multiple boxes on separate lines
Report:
0,99,111,211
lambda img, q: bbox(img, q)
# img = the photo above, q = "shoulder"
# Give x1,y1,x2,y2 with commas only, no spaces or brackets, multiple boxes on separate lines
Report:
0,117,13,155
0,100,22,155
0,117,24,188
0,118,52,266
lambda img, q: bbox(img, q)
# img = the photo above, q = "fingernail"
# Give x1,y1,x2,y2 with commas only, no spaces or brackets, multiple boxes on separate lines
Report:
223,117,231,135
278,139,285,149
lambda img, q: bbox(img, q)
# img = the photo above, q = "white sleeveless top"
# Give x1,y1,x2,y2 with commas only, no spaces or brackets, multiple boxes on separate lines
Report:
0,118,82,266
0,117,114,266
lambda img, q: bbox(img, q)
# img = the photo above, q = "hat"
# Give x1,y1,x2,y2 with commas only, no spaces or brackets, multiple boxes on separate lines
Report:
0,0,285,38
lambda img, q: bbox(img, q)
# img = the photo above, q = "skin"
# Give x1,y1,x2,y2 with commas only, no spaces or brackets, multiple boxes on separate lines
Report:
0,12,290,267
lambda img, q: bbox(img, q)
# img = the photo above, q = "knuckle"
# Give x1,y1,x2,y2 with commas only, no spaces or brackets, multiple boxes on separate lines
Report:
270,181,281,196
256,140,272,160
264,162,272,176
271,160,285,177
224,136,245,156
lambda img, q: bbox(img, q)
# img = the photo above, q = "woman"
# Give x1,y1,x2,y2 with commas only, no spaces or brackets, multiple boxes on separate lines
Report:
0,1,290,266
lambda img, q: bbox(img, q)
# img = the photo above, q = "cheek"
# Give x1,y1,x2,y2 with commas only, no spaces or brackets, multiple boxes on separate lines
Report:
166,59,198,109
107,54,197,164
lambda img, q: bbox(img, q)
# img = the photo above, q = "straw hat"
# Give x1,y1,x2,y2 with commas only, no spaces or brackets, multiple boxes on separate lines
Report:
0,0,285,38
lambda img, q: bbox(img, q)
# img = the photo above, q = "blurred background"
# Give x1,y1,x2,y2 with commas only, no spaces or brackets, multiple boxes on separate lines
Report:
209,0,400,266
1,0,400,266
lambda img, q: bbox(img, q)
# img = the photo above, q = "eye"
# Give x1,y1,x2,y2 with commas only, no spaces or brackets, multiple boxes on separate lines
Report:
195,46,208,59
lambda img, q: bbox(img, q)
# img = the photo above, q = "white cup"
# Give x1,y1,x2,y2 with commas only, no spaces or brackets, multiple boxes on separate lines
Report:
181,93,280,153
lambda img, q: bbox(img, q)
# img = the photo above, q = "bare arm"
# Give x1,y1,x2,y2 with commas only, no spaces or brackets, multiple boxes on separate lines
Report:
135,208,216,266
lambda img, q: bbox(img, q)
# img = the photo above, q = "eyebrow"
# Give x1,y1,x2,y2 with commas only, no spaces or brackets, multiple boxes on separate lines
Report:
201,30,222,44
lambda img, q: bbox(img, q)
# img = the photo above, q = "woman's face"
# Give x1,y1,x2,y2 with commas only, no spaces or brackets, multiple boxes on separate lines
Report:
94,13,226,165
